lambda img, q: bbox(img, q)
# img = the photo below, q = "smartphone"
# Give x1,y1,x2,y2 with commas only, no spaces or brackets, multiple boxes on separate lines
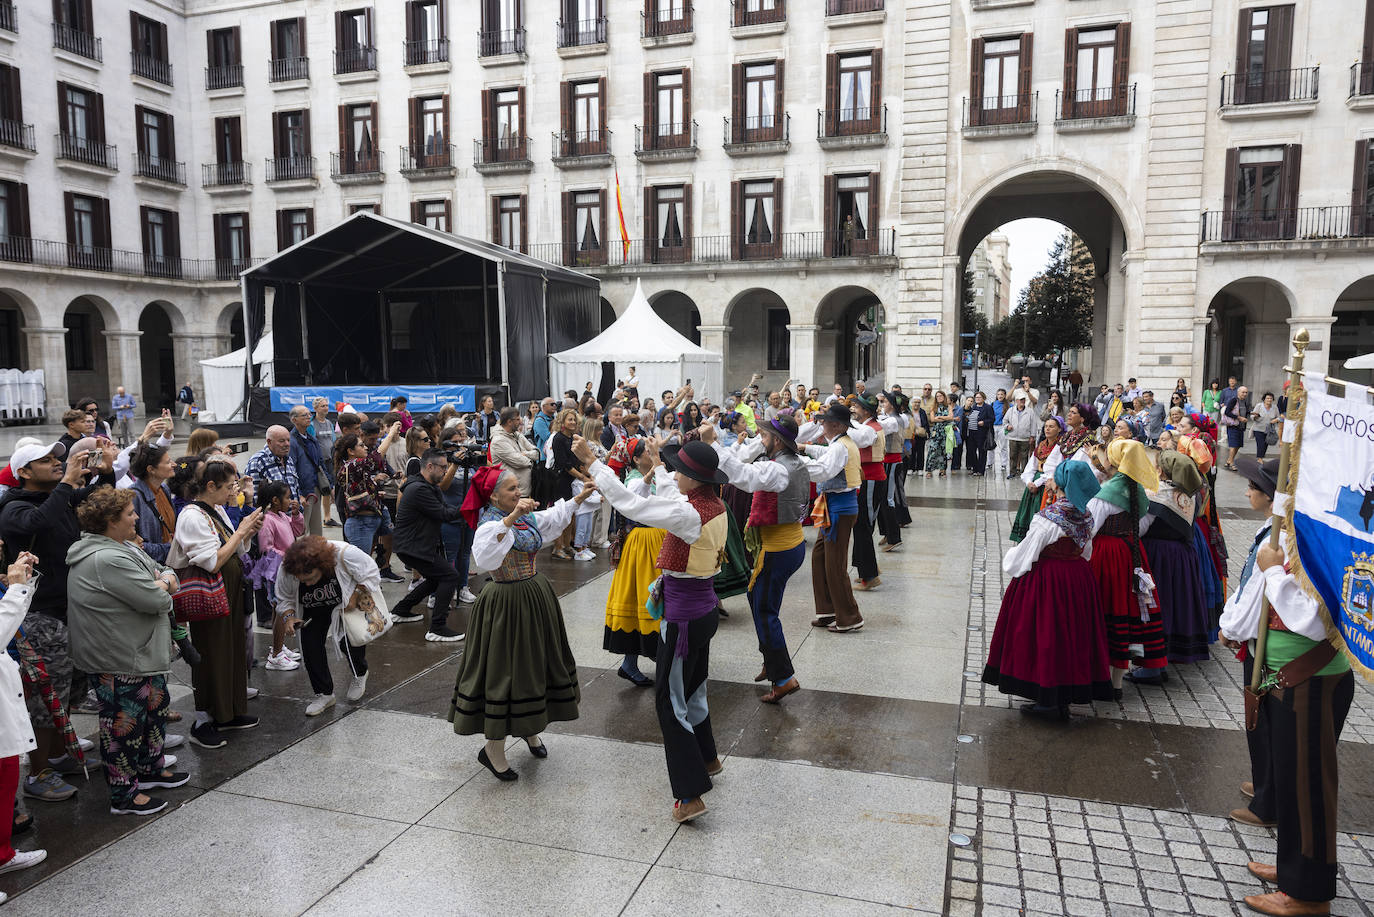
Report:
685,379,692,386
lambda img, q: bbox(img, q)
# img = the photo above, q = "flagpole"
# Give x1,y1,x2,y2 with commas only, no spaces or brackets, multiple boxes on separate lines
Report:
1249,327,1309,695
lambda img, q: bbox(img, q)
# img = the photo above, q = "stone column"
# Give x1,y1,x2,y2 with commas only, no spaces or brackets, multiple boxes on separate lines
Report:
1287,316,1337,378
787,324,819,388
103,330,144,415
1189,317,1211,400
23,327,69,419
697,324,731,395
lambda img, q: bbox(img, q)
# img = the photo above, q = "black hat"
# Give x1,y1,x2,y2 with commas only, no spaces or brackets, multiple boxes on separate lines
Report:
821,401,853,426
662,441,729,485
1235,455,1279,500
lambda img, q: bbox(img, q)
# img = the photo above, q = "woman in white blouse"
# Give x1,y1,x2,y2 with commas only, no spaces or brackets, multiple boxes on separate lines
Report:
167,458,262,751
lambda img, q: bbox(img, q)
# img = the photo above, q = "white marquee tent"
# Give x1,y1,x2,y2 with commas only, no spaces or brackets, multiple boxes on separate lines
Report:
548,280,722,403
199,333,274,422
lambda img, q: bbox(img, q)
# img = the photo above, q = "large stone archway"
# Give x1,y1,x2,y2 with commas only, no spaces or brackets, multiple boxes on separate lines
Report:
63,294,120,411
1203,277,1295,392
723,288,790,393
648,290,701,345
1328,276,1374,384
814,285,885,390
140,302,180,412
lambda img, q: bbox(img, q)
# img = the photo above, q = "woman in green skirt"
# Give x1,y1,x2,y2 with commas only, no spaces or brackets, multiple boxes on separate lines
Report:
1009,417,1064,543
449,465,596,781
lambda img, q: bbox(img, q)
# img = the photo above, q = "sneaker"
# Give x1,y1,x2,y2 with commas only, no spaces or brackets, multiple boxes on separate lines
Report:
599,541,612,549
189,722,226,749
672,797,707,823
324,519,340,528
162,733,185,751
73,689,100,714
391,610,424,623
407,576,425,591
22,770,76,802
426,595,435,608
158,754,177,768
45,755,85,775
77,737,94,753
0,849,47,873
345,672,368,702
136,770,190,789
305,694,336,717
378,569,405,583
110,796,167,817
265,652,300,671
574,549,595,562
214,715,259,732
282,646,302,661
459,587,478,604
425,626,465,643
245,687,260,700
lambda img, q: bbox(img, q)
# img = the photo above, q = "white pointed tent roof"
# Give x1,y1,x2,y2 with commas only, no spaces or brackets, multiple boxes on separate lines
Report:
551,280,718,361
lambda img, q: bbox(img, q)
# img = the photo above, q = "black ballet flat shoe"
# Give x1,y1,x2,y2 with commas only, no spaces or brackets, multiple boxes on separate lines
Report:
523,738,549,759
1020,702,1070,722
1123,668,1168,686
477,747,518,782
617,667,654,687
1113,688,1124,702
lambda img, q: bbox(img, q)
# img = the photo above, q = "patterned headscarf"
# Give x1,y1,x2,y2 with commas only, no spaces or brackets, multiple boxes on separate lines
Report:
1170,439,1213,480
1107,438,1159,492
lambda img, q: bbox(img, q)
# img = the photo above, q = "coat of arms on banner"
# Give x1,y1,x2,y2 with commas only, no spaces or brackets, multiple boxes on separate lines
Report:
1343,554,1374,630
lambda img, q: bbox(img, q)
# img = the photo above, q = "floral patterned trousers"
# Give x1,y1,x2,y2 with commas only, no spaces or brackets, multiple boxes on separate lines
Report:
94,674,169,806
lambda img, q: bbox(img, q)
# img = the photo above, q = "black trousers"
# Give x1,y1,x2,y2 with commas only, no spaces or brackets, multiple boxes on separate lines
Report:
393,552,459,630
1242,655,1277,823
1261,670,1355,902
299,604,367,696
910,437,927,473
871,474,900,546
851,480,881,581
968,434,988,474
656,614,718,800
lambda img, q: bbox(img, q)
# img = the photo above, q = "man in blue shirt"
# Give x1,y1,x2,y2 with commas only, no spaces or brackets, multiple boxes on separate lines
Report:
110,386,136,446
990,388,1008,474
530,397,557,455
288,405,331,535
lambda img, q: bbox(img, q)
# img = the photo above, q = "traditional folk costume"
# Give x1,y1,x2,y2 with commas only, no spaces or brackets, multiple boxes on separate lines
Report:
1087,439,1166,676
1220,459,1353,913
983,461,1113,717
800,404,878,632
1178,435,1230,634
1010,434,1064,543
712,507,752,602
448,471,580,743
887,403,914,529
603,453,670,678
849,398,901,585
1141,453,1212,666
590,444,731,821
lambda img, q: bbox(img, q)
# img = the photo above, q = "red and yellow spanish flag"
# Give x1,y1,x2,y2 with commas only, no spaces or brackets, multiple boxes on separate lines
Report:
614,166,631,260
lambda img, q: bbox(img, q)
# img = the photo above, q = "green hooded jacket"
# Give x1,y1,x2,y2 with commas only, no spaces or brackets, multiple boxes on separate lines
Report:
66,533,174,677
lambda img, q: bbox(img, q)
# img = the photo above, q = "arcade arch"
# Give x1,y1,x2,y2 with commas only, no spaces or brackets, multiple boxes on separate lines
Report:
1203,278,1294,392
724,288,789,392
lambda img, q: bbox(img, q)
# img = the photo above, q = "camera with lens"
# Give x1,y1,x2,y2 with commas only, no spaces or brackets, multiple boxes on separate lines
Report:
444,440,487,469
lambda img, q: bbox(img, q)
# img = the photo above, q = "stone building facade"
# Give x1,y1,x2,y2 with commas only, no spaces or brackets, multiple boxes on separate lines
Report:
968,232,1010,324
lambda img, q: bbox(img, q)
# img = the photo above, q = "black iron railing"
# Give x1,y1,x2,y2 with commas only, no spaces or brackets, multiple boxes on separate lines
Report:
641,6,692,38
404,38,449,65
265,155,315,182
474,135,529,164
132,51,172,85
826,0,882,14
552,129,610,158
0,235,256,281
143,253,182,279
818,104,887,138
1199,206,1373,243
527,228,896,267
636,121,697,153
557,17,606,47
725,113,788,144
478,28,525,56
0,2,17,33
269,56,309,82
400,143,454,172
1351,62,1374,99
56,133,116,169
732,0,785,26
334,46,377,74
963,91,1038,128
0,119,34,152
1055,83,1136,121
136,153,185,185
330,150,383,178
205,64,243,90
53,22,101,61
202,161,250,186
1221,66,1318,106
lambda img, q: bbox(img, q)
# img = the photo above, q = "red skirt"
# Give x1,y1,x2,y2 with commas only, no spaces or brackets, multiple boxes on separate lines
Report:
983,551,1114,706
1091,533,1167,670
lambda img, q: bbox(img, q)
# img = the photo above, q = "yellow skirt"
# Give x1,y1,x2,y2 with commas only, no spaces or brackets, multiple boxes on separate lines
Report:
603,526,666,656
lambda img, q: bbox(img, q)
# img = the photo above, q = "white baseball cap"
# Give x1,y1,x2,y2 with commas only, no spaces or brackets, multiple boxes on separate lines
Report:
9,440,66,473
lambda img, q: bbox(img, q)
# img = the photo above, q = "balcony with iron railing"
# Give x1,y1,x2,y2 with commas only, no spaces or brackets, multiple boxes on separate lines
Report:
404,38,449,67
330,150,384,183
817,105,887,148
399,143,456,177
723,113,789,155
732,0,786,29
557,17,606,50
1199,205,1374,251
134,152,185,186
1054,83,1137,131
478,28,525,58
0,1,17,34
205,63,243,91
635,121,698,162
1219,67,1319,116
0,235,255,283
131,51,172,86
265,155,317,185
1351,62,1374,105
551,129,612,168
961,92,1039,137
334,45,377,76
473,136,532,173
56,133,116,171
52,22,101,62
641,6,692,43
527,228,897,270
201,161,251,189
269,55,309,83
0,119,35,154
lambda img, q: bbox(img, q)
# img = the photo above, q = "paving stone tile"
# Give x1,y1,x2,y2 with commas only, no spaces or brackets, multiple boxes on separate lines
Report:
1175,856,1219,878
981,848,1018,870
950,861,977,882
1018,853,1057,873
1102,883,1144,907
1060,876,1100,899
1055,841,1092,862
1054,827,1091,846
1059,860,1098,881
1183,874,1227,899
1022,890,1065,915
1161,823,1201,843
1018,837,1053,857
1020,870,1060,894
1167,841,1206,860
1085,814,1122,832
980,883,1022,909
1138,870,1182,894
1128,836,1168,857
1097,864,1139,886
982,865,1019,888
1145,887,1188,912
949,879,977,901
1063,897,1106,917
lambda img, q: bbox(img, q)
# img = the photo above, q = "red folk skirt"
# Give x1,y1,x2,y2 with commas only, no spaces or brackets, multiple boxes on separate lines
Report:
1090,532,1167,670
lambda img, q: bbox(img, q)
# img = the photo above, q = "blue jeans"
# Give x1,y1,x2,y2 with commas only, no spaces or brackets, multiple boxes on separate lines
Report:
441,521,473,589
344,514,383,557
574,512,594,549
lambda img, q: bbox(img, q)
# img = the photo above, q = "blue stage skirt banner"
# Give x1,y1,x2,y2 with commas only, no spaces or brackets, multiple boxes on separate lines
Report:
270,385,476,414
1289,379,1374,679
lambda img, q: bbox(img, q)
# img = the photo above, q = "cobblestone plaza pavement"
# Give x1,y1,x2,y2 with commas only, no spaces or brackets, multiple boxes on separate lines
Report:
1,466,1370,915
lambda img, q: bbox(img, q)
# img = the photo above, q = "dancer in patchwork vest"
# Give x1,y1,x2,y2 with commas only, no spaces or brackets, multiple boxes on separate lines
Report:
578,436,730,824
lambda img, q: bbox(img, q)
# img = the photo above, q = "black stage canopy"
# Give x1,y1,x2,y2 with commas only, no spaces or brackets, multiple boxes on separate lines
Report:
241,212,600,405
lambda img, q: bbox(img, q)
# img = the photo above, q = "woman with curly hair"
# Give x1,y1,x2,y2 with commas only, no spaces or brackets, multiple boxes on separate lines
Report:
66,487,188,816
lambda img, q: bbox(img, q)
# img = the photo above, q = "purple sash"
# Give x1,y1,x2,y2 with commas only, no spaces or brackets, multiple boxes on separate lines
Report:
662,575,718,658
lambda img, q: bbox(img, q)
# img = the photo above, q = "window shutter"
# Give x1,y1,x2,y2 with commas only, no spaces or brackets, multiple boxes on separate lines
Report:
441,94,450,154
1279,143,1302,238
823,174,835,257
597,77,607,140
730,180,741,260
241,213,251,259
98,197,111,248
1269,5,1293,75
56,83,66,137
411,200,421,223
731,64,743,142
438,0,448,38
270,19,279,60
733,0,743,27
306,209,314,237
774,60,785,139
80,0,91,28
408,97,420,149
560,81,571,146
365,8,374,45
1016,33,1033,122
869,49,882,128
63,191,75,246
642,72,654,149
302,109,311,155
276,210,287,250
212,212,224,259
519,194,527,252
1222,148,1240,240
298,17,307,55
130,11,139,53
443,197,451,231
92,91,105,143
867,171,880,251
229,117,242,160
1353,139,1370,236
370,101,379,157
772,177,783,258
1062,29,1078,120
338,104,348,157
1365,0,1374,66
643,186,655,261
135,105,147,156
491,196,499,242
480,89,492,147
683,68,692,128
271,111,282,158
206,29,215,67
51,0,61,23
140,205,151,255
516,86,526,156
560,190,571,265
1234,8,1250,98
824,54,838,135
1113,22,1131,114
334,10,344,52
598,188,608,264
969,39,986,122
166,113,176,160
683,183,693,261
14,182,28,238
